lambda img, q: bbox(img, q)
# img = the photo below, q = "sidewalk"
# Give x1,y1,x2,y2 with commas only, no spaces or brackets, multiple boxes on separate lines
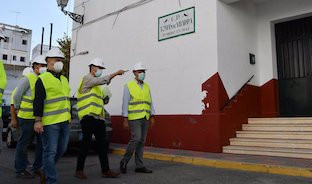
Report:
110,144,312,178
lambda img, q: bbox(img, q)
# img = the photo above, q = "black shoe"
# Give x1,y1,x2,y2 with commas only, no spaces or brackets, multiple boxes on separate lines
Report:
135,167,153,173
16,170,35,179
120,160,127,174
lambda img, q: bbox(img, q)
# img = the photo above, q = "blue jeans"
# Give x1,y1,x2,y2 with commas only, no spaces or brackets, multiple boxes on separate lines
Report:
15,118,43,173
41,122,69,184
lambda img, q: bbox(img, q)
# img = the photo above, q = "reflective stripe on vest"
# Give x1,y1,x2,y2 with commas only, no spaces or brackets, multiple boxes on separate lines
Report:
127,80,151,121
17,73,38,119
39,72,71,126
77,78,104,120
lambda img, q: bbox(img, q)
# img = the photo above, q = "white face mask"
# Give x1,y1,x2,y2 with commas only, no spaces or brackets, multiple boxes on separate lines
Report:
95,68,103,77
39,67,47,74
53,61,64,73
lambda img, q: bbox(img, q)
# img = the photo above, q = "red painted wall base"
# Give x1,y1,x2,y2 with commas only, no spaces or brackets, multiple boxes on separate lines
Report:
111,73,279,153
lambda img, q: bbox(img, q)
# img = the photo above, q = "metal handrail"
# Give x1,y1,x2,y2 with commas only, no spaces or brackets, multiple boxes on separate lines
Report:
220,75,254,112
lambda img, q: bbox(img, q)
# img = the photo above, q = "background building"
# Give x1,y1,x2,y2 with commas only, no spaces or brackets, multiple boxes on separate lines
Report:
0,23,32,66
0,23,32,105
69,0,312,155
32,44,57,60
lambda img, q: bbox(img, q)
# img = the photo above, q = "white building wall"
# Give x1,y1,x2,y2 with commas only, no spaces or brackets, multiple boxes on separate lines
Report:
70,0,218,115
256,0,312,86
217,0,258,98
216,0,312,98
0,24,32,66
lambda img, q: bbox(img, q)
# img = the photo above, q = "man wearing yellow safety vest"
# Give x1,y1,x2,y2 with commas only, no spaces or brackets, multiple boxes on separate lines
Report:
11,67,33,130
120,62,156,174
75,58,126,179
33,48,70,184
0,58,7,154
13,56,47,178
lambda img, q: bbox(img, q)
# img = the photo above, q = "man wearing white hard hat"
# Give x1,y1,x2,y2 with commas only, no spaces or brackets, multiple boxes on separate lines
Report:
74,57,126,179
120,62,156,174
13,55,47,179
33,48,70,184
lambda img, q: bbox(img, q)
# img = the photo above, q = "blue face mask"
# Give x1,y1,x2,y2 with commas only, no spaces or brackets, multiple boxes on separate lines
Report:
95,68,103,77
138,72,145,81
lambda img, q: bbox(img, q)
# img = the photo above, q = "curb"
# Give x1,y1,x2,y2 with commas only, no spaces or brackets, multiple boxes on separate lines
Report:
111,148,312,178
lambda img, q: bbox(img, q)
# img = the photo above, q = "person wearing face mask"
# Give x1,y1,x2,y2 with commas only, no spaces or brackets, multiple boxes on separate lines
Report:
33,48,70,184
13,55,47,179
120,62,156,174
74,57,127,180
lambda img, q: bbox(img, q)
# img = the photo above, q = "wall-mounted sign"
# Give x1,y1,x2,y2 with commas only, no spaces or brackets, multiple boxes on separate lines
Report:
158,7,195,41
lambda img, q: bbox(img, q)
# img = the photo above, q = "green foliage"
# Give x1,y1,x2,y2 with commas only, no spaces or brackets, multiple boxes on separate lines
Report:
57,33,71,79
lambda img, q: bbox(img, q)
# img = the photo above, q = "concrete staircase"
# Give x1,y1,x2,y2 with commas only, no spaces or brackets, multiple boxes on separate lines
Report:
223,118,312,159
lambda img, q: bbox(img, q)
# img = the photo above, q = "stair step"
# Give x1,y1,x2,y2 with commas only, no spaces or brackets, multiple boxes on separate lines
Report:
248,118,312,124
242,124,312,131
236,131,312,139
223,145,312,159
230,138,312,149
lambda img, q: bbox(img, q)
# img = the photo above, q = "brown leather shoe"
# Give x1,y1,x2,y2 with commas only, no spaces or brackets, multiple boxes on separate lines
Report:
34,170,46,184
102,170,120,178
40,172,46,184
75,171,88,179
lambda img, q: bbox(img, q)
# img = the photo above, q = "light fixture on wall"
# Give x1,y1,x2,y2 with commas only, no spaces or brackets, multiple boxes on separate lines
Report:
249,53,256,65
56,0,84,24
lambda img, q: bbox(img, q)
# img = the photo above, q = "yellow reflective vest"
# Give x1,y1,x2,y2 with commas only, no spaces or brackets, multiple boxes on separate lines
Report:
77,77,104,120
17,73,38,119
127,80,151,121
39,72,71,126
0,60,7,118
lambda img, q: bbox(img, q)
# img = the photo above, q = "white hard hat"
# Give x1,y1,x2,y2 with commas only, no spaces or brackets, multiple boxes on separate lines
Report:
102,85,112,99
45,48,64,59
89,58,105,69
22,67,33,76
133,62,147,71
32,55,47,65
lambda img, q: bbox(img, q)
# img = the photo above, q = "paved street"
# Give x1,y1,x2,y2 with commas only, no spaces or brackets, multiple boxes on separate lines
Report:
0,146,311,184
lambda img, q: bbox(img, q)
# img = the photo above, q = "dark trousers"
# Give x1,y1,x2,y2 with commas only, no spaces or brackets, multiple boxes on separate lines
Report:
76,115,109,172
15,118,43,173
122,118,149,168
